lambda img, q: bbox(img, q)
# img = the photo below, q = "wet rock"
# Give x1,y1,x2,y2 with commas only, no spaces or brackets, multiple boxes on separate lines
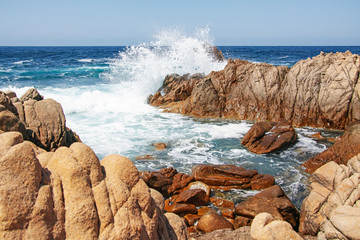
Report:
150,52,360,129
197,206,217,216
20,88,43,102
234,216,252,228
141,167,194,197
175,189,210,206
153,142,167,150
250,213,303,240
241,121,297,154
182,181,211,197
196,212,234,233
184,214,201,226
299,154,360,238
135,154,155,160
303,123,360,173
235,185,299,230
165,201,197,217
210,197,235,209
192,164,274,190
309,132,325,140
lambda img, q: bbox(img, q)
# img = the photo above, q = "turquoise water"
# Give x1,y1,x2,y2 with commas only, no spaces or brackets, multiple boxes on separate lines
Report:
0,30,352,208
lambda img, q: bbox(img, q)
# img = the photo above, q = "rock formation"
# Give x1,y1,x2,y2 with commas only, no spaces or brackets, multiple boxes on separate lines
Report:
192,164,275,190
0,89,79,151
250,213,303,240
235,185,300,230
303,123,360,173
299,154,360,239
0,132,188,240
241,121,297,154
149,51,360,129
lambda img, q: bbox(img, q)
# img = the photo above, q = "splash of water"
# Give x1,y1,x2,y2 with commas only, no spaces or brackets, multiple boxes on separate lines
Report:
103,27,226,96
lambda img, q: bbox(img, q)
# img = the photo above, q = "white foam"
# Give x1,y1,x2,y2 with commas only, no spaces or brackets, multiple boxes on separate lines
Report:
13,59,33,65
78,58,93,63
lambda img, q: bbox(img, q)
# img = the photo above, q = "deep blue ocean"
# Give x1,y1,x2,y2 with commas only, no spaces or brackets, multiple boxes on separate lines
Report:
1,42,358,208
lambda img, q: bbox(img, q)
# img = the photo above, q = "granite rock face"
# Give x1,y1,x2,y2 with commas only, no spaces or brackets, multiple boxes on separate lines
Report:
149,51,360,129
0,132,188,240
0,89,80,151
299,154,360,239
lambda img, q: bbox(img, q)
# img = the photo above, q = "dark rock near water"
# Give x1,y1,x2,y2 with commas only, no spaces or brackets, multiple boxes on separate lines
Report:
241,121,297,154
303,123,360,173
192,164,275,190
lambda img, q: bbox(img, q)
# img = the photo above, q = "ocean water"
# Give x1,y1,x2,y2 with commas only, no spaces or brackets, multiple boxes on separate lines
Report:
1,29,357,208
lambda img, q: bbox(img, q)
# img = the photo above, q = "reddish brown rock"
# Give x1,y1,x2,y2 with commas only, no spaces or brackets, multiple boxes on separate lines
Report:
198,206,217,216
235,185,299,230
192,164,274,190
220,208,235,219
184,214,201,226
196,213,234,233
303,123,360,173
153,142,167,150
309,132,325,140
241,121,297,154
141,167,194,197
210,197,235,209
175,189,210,206
149,51,360,130
135,154,155,160
234,216,252,229
165,202,197,217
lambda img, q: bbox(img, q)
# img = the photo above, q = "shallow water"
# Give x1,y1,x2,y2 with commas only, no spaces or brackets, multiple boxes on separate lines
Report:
0,28,351,208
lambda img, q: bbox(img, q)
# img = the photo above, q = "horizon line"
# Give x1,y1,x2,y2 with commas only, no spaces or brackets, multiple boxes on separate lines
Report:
0,45,359,47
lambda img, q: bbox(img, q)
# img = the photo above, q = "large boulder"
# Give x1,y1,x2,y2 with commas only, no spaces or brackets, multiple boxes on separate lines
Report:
303,123,360,173
241,121,297,154
235,185,300,230
299,154,360,238
149,51,360,129
192,164,275,190
0,132,189,239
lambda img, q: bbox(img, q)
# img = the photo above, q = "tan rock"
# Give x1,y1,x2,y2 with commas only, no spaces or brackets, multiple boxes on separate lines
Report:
20,88,43,102
330,205,360,240
250,213,303,240
165,213,189,240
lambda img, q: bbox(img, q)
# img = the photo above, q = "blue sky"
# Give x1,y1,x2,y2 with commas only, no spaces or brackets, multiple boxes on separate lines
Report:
0,0,359,46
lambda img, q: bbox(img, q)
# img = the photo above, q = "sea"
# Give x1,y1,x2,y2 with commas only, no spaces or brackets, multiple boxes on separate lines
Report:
1,30,359,208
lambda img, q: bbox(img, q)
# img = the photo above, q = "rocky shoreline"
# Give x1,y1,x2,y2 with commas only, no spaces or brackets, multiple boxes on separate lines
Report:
1,51,360,239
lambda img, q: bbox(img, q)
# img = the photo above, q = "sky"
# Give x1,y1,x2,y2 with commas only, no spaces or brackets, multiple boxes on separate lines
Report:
0,0,359,46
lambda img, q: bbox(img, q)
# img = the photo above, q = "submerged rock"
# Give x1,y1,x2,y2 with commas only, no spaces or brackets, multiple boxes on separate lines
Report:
149,51,360,129
241,121,297,154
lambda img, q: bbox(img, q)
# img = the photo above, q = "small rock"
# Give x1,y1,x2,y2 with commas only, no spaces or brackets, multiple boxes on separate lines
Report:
153,142,167,150
135,154,155,160
184,214,201,226
175,189,210,206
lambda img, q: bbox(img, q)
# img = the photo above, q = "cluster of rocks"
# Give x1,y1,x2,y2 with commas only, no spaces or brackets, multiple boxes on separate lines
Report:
140,164,302,237
149,51,360,130
0,90,189,239
0,88,80,151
